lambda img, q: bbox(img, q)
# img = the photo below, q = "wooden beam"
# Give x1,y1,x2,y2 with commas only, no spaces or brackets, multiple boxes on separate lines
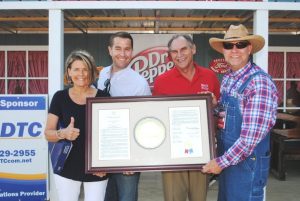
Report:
5,26,299,33
0,15,299,23
0,17,48,21
270,17,300,23
69,16,244,22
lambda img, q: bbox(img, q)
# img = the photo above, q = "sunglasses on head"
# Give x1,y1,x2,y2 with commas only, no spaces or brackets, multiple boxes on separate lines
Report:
223,41,250,50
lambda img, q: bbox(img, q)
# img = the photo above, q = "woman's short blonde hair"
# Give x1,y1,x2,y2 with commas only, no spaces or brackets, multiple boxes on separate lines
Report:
64,49,97,86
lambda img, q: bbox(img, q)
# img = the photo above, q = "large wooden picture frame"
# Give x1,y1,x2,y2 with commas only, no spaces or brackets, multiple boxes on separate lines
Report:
85,94,215,173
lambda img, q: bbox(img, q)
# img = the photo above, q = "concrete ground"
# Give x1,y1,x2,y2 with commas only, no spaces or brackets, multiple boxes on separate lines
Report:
138,160,300,201
69,160,300,201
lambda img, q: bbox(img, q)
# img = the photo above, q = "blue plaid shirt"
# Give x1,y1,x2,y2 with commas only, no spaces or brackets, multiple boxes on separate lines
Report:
216,62,278,169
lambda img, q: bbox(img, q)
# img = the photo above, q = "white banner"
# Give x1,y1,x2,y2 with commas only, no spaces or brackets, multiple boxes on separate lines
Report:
130,34,175,86
0,95,48,201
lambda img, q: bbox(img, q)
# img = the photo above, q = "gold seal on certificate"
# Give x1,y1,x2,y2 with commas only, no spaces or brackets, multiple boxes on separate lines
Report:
134,117,166,149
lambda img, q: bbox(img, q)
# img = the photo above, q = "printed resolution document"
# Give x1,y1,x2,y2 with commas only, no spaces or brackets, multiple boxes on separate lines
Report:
169,107,203,158
98,109,130,160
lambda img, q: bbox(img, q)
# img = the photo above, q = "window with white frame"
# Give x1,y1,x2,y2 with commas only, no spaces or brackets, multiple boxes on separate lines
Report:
0,46,48,94
269,47,300,116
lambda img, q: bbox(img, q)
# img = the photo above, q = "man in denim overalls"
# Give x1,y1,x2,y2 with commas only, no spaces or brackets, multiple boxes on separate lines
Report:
202,24,278,201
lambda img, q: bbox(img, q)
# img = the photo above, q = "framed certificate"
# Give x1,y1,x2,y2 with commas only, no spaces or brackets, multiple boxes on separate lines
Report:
85,94,216,173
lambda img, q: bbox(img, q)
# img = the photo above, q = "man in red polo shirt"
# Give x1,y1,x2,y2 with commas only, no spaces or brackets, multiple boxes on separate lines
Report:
153,34,220,201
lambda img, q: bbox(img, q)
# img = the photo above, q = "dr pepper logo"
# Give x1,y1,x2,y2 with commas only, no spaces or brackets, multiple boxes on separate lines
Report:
130,46,174,85
209,58,230,74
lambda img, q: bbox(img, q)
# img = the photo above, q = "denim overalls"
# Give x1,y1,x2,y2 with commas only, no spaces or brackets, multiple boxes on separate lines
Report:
217,70,271,201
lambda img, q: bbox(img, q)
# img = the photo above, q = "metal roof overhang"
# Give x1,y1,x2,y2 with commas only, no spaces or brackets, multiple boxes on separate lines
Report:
0,1,299,34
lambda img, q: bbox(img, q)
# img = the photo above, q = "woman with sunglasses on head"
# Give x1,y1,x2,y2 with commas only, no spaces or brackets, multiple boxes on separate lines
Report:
202,24,278,201
45,50,109,201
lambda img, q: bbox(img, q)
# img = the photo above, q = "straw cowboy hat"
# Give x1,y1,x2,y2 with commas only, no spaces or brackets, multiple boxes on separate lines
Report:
209,24,265,54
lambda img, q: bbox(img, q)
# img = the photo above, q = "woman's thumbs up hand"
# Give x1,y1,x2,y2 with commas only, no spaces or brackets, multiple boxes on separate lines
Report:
59,117,80,141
